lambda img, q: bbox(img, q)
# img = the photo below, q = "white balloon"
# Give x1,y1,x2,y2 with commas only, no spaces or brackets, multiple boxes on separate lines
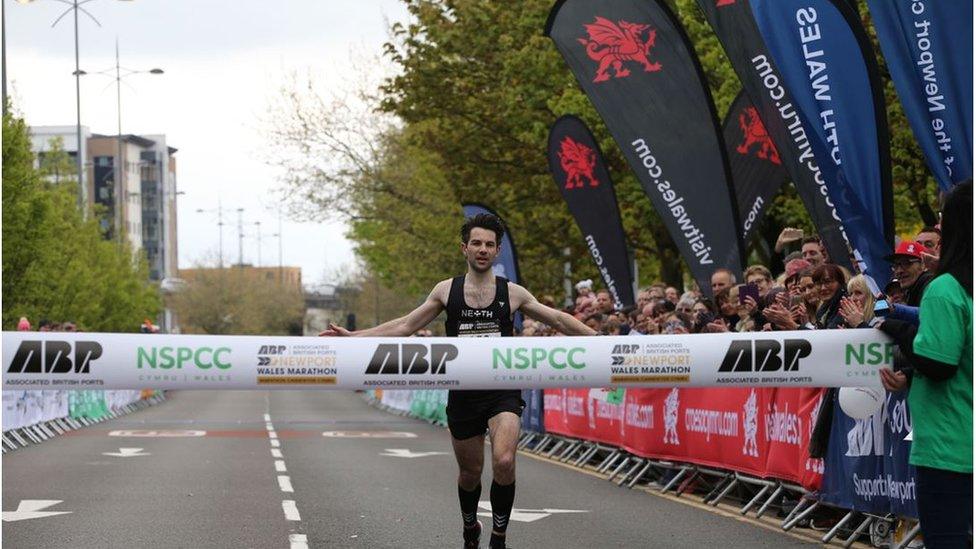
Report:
838,387,885,419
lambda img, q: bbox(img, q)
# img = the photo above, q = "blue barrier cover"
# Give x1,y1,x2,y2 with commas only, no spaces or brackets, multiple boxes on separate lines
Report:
820,391,917,517
521,389,545,434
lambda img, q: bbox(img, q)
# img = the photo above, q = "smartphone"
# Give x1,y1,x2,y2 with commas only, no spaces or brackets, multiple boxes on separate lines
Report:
873,297,890,317
739,283,760,304
789,294,803,308
695,311,715,327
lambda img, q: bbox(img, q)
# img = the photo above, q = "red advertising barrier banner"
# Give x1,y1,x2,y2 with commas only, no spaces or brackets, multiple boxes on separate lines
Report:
543,388,825,490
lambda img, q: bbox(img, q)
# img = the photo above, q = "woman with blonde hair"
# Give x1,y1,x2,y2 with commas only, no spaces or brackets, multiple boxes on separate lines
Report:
838,274,876,328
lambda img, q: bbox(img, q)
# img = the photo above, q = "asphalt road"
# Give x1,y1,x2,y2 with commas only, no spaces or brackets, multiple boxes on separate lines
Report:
2,391,815,548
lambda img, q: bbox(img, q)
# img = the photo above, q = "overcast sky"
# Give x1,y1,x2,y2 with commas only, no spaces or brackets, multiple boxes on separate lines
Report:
6,0,410,286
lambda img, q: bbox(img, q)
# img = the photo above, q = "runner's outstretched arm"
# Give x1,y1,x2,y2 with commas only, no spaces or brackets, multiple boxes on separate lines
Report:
320,280,449,337
510,283,598,336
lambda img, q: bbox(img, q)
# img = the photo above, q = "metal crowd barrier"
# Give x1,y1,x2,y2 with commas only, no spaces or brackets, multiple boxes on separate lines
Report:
1,392,167,454
367,396,921,548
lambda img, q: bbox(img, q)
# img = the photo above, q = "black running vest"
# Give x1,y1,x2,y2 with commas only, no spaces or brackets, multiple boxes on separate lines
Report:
445,275,514,338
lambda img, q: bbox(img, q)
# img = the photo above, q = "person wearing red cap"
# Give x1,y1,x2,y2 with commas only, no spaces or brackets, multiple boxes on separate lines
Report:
884,241,934,308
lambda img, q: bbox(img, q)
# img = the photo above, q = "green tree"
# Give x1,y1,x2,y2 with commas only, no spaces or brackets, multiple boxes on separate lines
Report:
37,136,78,186
171,267,304,335
2,102,160,331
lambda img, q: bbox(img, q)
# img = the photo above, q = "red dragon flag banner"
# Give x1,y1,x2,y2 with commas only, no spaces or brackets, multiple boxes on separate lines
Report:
546,0,745,296
723,90,790,245
548,115,635,309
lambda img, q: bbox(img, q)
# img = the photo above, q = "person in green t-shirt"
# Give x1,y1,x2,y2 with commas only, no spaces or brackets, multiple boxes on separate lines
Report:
880,180,972,548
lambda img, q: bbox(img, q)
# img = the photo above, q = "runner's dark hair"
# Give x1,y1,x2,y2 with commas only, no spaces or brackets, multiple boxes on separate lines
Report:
461,213,507,245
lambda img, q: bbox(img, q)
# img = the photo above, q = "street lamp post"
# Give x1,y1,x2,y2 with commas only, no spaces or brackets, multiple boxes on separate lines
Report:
253,221,262,267
236,207,244,268
196,202,226,269
15,0,134,215
88,38,162,241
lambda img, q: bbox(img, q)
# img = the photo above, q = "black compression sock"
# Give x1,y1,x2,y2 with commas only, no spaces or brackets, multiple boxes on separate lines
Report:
458,483,482,529
489,480,515,546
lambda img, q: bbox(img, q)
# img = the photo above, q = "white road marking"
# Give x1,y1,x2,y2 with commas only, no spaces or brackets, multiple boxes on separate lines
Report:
267,413,303,547
2,500,72,522
477,501,588,523
322,430,417,438
109,430,205,437
379,448,449,459
282,500,301,521
102,447,150,457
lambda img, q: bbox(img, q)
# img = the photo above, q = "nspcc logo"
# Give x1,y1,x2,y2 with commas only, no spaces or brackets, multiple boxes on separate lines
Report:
718,339,811,372
137,347,231,370
7,340,102,373
492,347,586,370
365,344,458,375
845,342,894,366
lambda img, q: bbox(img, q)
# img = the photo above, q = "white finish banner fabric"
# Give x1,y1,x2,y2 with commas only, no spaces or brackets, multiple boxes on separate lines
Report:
1,330,892,391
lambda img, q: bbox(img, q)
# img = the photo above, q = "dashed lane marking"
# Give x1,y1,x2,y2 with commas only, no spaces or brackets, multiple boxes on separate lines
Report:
282,500,301,521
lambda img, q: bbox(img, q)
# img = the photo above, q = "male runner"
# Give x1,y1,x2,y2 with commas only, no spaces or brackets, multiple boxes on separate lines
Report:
321,213,596,548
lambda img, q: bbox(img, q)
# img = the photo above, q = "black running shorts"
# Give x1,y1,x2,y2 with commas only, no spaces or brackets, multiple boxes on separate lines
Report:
446,390,525,440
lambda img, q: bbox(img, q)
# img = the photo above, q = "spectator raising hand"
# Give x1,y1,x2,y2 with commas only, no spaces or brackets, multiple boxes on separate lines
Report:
838,296,865,328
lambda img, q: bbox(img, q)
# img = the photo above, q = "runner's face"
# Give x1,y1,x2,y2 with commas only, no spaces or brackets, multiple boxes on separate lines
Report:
462,227,499,273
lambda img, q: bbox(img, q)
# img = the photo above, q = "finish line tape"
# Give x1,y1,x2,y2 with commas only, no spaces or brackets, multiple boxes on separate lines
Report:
1,330,890,390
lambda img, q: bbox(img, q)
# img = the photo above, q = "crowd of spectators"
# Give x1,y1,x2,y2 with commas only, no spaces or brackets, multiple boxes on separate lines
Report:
520,180,972,546
531,220,944,341
14,317,160,333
